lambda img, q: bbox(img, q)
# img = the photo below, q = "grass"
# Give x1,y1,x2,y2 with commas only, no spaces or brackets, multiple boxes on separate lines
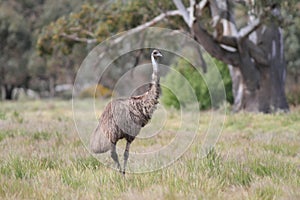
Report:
0,99,299,199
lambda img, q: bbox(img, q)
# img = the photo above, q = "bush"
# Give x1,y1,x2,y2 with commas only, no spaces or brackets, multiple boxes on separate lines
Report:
79,84,113,99
161,56,233,110
286,84,300,106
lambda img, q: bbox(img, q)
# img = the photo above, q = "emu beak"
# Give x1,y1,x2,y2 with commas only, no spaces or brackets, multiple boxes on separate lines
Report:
157,52,163,57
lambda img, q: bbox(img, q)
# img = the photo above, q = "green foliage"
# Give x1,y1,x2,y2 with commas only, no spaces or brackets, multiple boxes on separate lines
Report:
284,2,300,105
37,0,182,55
287,85,300,106
162,56,233,110
284,8,300,75
161,87,181,110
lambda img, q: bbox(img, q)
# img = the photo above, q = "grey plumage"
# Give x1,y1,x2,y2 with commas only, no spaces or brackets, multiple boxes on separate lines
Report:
90,49,162,174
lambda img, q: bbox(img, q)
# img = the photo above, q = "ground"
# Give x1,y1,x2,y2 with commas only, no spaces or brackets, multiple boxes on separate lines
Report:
0,99,299,199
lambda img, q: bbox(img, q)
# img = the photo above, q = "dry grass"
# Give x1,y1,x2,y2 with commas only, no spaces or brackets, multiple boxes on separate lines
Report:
0,99,299,199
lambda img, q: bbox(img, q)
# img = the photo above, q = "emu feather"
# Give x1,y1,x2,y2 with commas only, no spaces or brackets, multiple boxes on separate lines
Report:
90,50,162,174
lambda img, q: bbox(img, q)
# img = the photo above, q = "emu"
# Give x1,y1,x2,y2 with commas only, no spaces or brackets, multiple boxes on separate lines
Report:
90,49,162,174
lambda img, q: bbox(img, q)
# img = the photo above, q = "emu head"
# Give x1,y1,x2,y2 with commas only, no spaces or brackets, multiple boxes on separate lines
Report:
151,49,163,61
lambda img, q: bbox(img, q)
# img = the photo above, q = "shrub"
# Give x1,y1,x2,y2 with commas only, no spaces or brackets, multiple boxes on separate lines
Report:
79,84,113,99
161,56,233,110
286,84,300,106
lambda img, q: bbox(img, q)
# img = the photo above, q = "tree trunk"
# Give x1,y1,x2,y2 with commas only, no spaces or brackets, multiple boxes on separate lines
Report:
229,26,289,112
192,0,289,113
238,24,289,112
0,86,2,100
4,84,15,100
49,76,55,97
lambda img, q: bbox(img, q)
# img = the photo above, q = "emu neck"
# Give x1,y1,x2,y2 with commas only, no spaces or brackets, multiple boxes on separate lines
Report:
148,56,160,104
151,56,159,84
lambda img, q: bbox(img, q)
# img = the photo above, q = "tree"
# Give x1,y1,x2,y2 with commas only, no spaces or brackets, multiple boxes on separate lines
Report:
0,3,31,100
37,0,293,112
0,0,87,99
284,3,300,83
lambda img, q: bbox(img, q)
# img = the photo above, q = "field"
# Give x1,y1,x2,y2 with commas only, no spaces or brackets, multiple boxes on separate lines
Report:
0,99,299,199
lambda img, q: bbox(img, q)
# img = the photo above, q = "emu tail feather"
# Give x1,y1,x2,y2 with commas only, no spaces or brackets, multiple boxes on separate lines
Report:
90,125,111,154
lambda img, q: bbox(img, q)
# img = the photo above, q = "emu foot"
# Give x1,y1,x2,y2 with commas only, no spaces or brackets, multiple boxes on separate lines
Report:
119,169,125,175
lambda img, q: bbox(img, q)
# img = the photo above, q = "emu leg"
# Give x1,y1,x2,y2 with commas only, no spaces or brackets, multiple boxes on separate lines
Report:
110,143,121,171
122,141,131,175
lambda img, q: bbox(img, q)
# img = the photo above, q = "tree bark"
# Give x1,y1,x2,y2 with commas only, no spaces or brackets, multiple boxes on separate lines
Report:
0,86,3,100
253,25,289,112
49,77,55,97
192,0,289,112
4,84,15,100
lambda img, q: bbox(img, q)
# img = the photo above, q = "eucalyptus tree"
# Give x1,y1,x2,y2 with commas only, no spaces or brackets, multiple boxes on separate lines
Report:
0,3,31,99
38,0,294,112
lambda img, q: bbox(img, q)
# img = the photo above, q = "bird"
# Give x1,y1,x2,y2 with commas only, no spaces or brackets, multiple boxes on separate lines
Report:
90,49,163,174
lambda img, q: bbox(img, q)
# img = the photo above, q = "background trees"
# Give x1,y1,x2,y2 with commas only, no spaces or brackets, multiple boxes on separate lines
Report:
0,0,85,99
36,0,300,112
1,0,299,112
0,1,32,99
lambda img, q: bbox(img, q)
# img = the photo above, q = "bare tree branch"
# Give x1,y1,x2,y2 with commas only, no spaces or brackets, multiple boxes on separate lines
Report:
232,0,247,5
189,0,196,27
172,0,190,26
69,27,95,37
238,18,261,38
198,0,208,11
113,10,181,44
60,33,97,44
96,10,183,62
219,36,238,47
61,10,182,45
246,40,268,65
192,21,240,66
217,34,268,65
236,37,260,91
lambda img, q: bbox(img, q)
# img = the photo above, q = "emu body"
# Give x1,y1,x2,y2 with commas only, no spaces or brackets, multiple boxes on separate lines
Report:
90,50,162,174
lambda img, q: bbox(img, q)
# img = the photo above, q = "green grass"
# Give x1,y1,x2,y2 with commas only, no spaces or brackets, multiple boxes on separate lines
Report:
0,99,299,199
